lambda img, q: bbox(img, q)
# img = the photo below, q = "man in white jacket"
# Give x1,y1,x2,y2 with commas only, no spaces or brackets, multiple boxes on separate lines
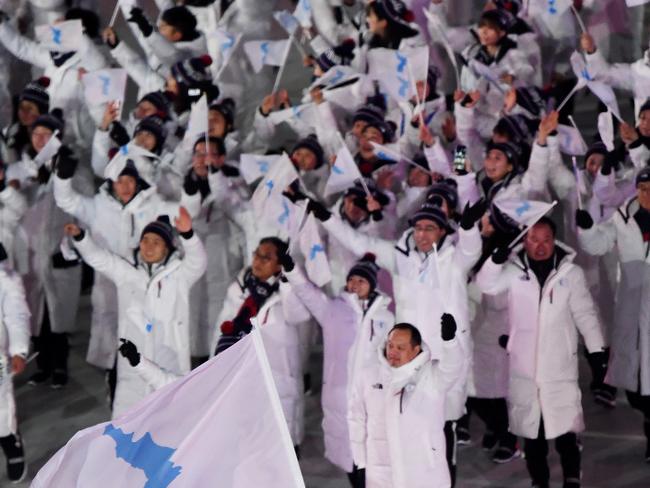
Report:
476,217,607,488
0,243,30,483
348,318,463,488
64,207,207,418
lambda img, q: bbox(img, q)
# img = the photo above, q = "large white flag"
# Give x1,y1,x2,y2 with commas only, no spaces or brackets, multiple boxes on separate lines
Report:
251,153,299,219
557,124,588,156
274,10,300,34
35,19,84,51
299,212,331,287
32,329,305,488
495,199,556,227
597,111,615,152
324,142,363,196
33,131,62,168
210,28,241,68
293,0,313,29
104,143,158,182
244,40,290,73
267,103,316,126
183,95,209,150
570,52,621,119
240,153,283,184
367,48,424,103
625,0,650,6
82,69,128,106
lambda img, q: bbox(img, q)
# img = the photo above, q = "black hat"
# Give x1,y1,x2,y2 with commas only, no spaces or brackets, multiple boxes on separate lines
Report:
139,91,171,119
291,135,325,169
316,39,356,72
345,178,390,207
480,9,516,32
638,99,650,117
372,0,419,39
352,103,385,125
171,55,213,89
33,108,64,135
141,216,175,251
347,253,380,290
515,87,545,117
426,178,459,212
409,202,452,231
134,115,167,154
119,159,140,180
193,135,226,156
636,166,650,187
493,114,537,143
492,0,523,15
161,6,199,40
20,77,50,114
410,154,430,172
486,140,521,168
209,98,236,129
365,118,396,143
585,141,608,162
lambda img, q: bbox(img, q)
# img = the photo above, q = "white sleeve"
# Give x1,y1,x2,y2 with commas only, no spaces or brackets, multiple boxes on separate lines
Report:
437,337,464,393
178,233,207,286
0,186,27,233
0,22,50,69
585,50,634,92
134,356,181,389
285,266,334,326
577,218,617,257
1,270,30,358
73,232,134,284
53,176,96,226
475,258,516,296
347,374,368,469
109,41,166,93
568,266,605,354
91,129,113,177
521,142,550,197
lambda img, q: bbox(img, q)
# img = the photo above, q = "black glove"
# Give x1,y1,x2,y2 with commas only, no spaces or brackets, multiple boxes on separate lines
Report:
440,313,457,341
119,338,140,367
307,199,332,222
587,349,609,386
105,31,120,49
370,209,383,222
491,246,510,264
279,253,295,272
109,121,130,147
36,164,51,185
51,251,80,268
600,152,615,176
183,169,201,196
498,334,509,349
459,199,487,230
575,209,593,230
128,7,153,37
55,146,77,179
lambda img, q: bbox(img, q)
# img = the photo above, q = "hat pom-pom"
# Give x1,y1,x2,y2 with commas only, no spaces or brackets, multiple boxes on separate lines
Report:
402,10,415,23
199,54,213,67
38,76,51,88
361,252,376,263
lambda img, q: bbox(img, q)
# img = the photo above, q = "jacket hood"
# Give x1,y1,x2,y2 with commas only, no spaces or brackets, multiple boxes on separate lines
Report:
377,339,432,393
511,239,577,270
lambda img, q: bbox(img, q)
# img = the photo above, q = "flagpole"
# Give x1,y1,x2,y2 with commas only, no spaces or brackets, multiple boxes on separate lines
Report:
407,61,425,126
556,82,582,112
571,157,583,209
569,5,588,34
335,132,372,197
567,115,588,150
272,33,295,94
108,1,120,28
250,325,306,488
507,200,558,250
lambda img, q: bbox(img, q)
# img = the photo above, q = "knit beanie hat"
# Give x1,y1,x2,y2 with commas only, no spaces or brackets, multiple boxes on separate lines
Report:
161,6,199,40
365,118,396,143
291,135,325,169
141,215,175,251
171,55,213,89
372,0,418,38
345,179,390,207
409,202,451,231
139,91,171,120
636,166,650,187
486,140,521,168
352,103,386,125
638,99,650,118
347,253,380,290
209,98,236,129
316,39,356,72
493,114,537,143
426,178,459,212
32,108,64,136
492,0,523,15
134,115,167,154
20,77,50,114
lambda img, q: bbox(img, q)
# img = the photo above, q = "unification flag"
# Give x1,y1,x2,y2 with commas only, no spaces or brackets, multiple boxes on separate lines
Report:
31,329,305,488
183,95,209,150
324,142,363,196
495,199,556,228
557,124,588,156
293,0,313,29
240,154,282,184
251,153,299,220
244,40,290,73
299,213,331,287
33,131,62,168
35,19,84,51
82,69,128,106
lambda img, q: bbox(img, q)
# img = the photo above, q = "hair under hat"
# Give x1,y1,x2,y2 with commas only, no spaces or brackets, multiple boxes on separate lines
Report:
347,253,380,291
32,108,64,136
139,91,171,119
426,179,459,212
161,6,199,40
486,140,521,168
479,8,516,32
493,114,536,143
134,115,167,154
585,141,608,162
639,99,650,117
20,77,50,115
409,202,452,232
209,98,236,129
291,135,325,169
370,0,419,39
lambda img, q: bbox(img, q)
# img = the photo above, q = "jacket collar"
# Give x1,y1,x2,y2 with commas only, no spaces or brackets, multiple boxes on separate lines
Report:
377,342,432,393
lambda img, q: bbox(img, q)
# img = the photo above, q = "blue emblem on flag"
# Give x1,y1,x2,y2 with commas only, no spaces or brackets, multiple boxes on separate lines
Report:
309,244,324,260
278,200,290,225
146,323,153,333
221,34,235,52
398,76,409,98
50,26,62,45
265,179,274,196
395,52,407,73
257,160,269,173
332,164,344,175
515,201,531,217
548,0,557,14
104,424,182,488
329,69,344,85
260,42,270,65
120,145,129,155
580,68,592,81
99,75,111,96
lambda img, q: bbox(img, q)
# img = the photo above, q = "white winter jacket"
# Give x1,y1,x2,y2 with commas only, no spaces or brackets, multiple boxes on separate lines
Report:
348,339,463,488
476,243,605,439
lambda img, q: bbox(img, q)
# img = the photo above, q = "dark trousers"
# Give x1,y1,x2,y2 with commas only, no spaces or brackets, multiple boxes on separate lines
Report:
464,397,517,449
32,305,68,374
524,419,580,486
444,420,457,487
347,464,365,488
